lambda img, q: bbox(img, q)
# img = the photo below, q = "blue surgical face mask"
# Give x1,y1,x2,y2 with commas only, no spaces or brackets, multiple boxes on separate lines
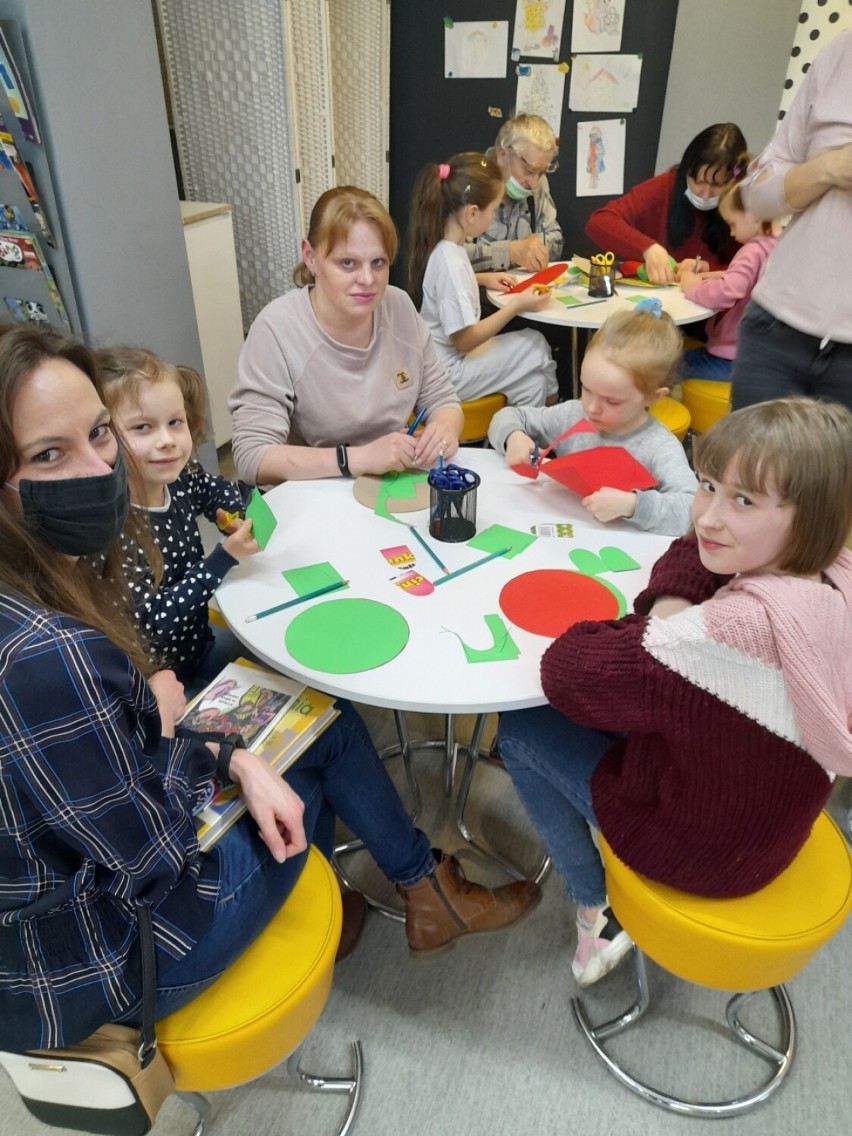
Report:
504,175,531,201
9,450,129,556
685,186,719,212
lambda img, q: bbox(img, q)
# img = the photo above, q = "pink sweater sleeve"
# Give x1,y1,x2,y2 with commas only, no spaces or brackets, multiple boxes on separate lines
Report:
682,240,773,310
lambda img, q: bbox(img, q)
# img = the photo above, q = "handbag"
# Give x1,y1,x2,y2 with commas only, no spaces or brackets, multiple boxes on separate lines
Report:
3,903,174,1136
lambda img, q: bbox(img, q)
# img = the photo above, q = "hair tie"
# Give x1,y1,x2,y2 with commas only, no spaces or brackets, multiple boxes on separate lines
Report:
634,297,662,319
438,163,451,181
732,164,742,178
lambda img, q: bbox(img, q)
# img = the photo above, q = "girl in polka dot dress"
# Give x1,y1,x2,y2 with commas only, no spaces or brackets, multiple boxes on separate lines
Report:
98,346,258,688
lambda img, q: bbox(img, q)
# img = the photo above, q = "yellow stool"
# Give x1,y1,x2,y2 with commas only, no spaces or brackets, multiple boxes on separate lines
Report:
460,393,507,443
680,379,732,434
572,812,852,1117
158,847,363,1134
648,396,690,442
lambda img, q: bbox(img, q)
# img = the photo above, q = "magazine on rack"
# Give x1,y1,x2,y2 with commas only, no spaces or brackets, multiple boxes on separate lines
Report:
179,659,339,850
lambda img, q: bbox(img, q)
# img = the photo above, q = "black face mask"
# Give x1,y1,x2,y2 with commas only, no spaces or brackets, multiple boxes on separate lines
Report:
14,450,129,556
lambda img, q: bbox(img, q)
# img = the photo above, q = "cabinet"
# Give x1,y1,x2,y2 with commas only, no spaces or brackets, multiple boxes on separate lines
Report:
180,202,244,447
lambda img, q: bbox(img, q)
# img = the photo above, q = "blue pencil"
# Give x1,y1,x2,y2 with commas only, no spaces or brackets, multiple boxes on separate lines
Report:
433,547,511,586
408,524,449,575
407,407,427,435
245,579,347,622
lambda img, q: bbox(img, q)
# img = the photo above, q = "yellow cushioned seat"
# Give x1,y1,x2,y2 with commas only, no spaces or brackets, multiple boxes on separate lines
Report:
648,395,690,442
572,812,852,1116
460,393,507,443
601,811,852,991
680,378,731,434
157,846,342,1091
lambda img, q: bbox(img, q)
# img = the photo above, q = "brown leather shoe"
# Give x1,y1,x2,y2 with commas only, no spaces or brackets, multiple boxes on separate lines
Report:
397,850,540,957
335,889,367,962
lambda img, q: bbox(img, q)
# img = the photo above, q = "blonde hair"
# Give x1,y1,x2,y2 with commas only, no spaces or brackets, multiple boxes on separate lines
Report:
293,186,398,288
96,345,209,450
586,308,682,398
407,152,502,308
718,176,775,236
495,113,558,157
693,398,852,576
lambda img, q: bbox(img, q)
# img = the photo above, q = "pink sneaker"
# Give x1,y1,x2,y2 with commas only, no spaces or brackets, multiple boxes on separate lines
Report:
572,906,633,986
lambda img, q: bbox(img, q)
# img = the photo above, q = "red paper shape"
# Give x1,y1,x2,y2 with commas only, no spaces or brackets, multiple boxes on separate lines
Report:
505,263,568,294
511,418,598,479
539,446,657,495
499,569,620,638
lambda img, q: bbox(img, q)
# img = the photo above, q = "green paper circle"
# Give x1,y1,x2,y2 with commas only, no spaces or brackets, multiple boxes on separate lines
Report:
285,598,410,674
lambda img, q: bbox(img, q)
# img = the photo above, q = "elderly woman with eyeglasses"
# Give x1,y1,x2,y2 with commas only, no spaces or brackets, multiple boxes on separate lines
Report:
464,113,563,274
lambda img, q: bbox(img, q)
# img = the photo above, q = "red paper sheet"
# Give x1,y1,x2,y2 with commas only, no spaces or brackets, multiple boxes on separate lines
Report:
505,263,568,294
539,446,657,496
499,570,620,638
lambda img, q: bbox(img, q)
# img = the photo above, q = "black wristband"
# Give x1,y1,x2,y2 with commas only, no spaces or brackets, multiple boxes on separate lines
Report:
336,443,352,478
216,733,247,786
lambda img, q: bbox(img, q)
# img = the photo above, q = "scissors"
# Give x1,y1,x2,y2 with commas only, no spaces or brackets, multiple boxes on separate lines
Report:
590,251,615,268
428,463,478,492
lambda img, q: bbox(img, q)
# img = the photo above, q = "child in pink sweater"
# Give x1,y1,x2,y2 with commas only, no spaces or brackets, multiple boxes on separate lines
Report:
677,179,780,380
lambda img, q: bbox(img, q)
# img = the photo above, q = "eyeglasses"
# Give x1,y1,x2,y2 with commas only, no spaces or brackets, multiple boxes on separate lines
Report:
508,145,558,177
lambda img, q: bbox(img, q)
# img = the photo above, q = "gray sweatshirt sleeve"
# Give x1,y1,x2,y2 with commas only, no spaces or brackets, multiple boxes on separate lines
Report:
627,423,697,536
488,401,583,454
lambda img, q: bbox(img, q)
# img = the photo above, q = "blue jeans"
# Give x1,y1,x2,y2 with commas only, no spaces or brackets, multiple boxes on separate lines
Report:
498,706,621,909
681,346,733,381
731,300,852,412
153,701,433,1018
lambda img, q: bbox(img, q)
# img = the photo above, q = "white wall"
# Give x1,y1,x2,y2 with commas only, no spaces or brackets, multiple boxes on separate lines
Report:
656,0,802,170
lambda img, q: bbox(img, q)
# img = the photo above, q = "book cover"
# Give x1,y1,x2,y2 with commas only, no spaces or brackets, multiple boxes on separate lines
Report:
0,228,68,327
179,659,305,751
194,685,339,851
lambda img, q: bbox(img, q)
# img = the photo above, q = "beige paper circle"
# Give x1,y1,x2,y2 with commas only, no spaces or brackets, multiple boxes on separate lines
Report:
352,472,430,513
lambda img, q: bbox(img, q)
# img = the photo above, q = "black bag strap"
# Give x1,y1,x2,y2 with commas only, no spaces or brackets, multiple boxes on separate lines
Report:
136,902,158,1068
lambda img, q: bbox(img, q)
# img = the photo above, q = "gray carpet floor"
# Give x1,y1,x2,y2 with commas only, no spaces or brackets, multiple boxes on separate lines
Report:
2,707,849,1136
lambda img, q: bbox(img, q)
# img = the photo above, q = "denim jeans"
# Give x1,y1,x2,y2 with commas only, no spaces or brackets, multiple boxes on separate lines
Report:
681,346,733,381
731,301,852,412
153,701,432,1018
498,706,621,909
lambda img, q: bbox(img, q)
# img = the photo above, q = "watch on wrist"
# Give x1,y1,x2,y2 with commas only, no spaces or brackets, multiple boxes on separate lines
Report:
336,443,352,478
216,733,247,786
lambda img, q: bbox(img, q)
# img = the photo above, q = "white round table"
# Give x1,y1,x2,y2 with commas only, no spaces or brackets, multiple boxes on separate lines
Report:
215,449,672,715
487,272,715,397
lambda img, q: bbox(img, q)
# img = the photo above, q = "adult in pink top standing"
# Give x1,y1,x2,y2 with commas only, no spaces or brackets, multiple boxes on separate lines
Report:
584,123,745,283
731,31,852,412
677,178,779,380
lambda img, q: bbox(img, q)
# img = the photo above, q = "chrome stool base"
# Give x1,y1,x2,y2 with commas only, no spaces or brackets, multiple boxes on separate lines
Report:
571,948,796,1117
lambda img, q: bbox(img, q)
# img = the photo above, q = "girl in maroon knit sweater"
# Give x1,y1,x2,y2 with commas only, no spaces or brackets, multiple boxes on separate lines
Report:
499,398,852,986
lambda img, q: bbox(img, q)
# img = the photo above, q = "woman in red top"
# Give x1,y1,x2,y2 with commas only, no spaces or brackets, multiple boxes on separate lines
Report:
585,123,746,283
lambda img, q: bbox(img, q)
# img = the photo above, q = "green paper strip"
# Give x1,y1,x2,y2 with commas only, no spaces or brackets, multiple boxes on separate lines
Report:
244,488,278,549
460,614,520,664
282,561,346,596
467,523,536,560
384,470,427,500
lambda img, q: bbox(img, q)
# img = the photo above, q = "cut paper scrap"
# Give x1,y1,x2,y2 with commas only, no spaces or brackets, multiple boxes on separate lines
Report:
394,570,435,597
285,598,409,674
540,447,657,496
512,417,595,479
281,561,346,596
506,263,568,294
447,613,520,664
569,546,640,575
530,522,574,538
352,469,429,522
245,488,278,549
381,544,415,570
467,523,536,560
500,569,626,638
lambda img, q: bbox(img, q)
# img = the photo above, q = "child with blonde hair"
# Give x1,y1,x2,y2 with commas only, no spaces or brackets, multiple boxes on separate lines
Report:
498,397,852,986
678,172,780,379
97,345,256,686
407,151,558,407
488,305,696,535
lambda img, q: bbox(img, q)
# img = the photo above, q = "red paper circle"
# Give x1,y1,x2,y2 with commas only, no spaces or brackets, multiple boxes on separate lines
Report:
499,569,620,638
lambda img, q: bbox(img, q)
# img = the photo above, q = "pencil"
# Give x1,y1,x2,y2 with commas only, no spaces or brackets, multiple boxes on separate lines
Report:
408,524,449,575
407,407,427,435
245,579,348,622
432,547,511,586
